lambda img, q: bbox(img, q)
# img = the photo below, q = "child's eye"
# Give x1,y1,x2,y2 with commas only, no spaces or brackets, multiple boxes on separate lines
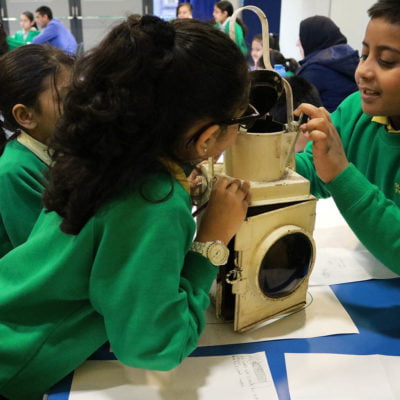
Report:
378,59,396,67
360,54,368,61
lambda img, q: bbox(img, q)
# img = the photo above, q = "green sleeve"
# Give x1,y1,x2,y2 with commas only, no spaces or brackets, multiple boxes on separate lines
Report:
234,22,247,55
0,162,46,250
11,30,40,44
225,21,248,56
328,164,400,274
89,184,218,370
6,36,25,51
11,30,24,42
26,30,40,43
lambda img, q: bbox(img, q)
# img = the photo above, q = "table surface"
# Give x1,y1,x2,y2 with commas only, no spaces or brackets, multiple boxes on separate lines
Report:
47,277,400,400
47,199,400,399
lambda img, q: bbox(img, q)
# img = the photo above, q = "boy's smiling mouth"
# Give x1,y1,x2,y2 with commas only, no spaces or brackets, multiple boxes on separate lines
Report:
359,86,380,99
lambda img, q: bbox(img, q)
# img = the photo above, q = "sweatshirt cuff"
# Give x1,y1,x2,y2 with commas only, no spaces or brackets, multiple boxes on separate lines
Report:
326,163,370,212
181,251,218,292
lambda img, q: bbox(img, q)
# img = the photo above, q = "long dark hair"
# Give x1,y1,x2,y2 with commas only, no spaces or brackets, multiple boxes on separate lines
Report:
270,49,299,74
215,1,247,36
0,45,75,155
0,22,8,55
22,10,38,30
43,16,249,235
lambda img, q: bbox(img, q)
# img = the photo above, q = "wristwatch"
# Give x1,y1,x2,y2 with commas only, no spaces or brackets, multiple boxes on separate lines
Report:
190,240,229,266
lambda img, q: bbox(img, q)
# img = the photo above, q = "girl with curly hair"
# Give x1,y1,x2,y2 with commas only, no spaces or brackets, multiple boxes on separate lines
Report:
0,15,254,399
0,45,74,257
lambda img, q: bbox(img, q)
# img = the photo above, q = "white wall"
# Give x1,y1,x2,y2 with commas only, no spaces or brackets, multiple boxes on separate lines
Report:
280,0,376,60
231,0,242,10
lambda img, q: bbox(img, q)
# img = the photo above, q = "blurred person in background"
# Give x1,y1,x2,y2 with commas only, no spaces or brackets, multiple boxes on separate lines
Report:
10,11,39,45
213,1,247,55
176,3,193,19
297,15,359,112
33,5,77,54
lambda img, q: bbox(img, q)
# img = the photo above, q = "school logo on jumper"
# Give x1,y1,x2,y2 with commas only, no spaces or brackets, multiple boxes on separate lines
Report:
395,182,400,195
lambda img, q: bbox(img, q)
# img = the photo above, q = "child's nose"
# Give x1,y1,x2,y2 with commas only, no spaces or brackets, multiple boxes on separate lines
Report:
356,60,375,82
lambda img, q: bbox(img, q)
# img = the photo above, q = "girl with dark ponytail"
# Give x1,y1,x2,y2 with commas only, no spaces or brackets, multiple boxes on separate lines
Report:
0,16,254,398
0,45,74,257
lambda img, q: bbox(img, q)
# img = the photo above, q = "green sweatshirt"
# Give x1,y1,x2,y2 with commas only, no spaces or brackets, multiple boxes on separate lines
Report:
0,139,47,257
0,168,217,399
215,19,248,56
296,91,400,273
7,30,40,51
11,29,40,44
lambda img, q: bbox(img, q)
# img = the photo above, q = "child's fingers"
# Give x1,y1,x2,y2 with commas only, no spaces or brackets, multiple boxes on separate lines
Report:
240,180,251,194
319,106,332,121
294,103,319,118
226,179,242,192
213,176,231,189
301,117,335,139
295,103,331,122
308,129,328,143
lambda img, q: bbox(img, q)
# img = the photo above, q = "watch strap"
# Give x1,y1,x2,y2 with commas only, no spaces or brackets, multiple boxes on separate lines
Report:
190,240,229,266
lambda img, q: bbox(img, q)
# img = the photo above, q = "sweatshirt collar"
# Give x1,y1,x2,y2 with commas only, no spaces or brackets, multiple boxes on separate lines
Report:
16,130,51,165
161,159,190,194
221,17,230,31
371,116,400,133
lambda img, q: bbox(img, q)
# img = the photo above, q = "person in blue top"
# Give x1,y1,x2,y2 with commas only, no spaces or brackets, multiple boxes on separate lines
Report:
297,15,359,112
32,5,77,54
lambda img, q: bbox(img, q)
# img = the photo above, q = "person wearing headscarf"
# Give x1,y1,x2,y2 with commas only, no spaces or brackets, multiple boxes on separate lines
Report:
297,15,359,112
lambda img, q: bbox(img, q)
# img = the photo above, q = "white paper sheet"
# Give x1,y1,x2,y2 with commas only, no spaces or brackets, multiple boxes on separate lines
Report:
310,246,398,286
285,353,400,400
198,286,358,347
310,198,398,285
68,352,278,400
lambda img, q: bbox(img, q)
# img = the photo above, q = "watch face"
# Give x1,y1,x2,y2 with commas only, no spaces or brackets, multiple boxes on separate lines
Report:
208,242,229,265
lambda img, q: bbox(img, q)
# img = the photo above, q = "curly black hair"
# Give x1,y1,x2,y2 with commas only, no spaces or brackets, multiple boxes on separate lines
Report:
43,15,249,234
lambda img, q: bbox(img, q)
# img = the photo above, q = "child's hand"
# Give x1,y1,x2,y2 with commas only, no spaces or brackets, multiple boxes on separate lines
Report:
188,163,206,199
195,177,251,245
294,103,349,183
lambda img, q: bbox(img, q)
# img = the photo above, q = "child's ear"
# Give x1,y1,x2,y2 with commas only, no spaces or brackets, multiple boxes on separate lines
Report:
12,104,38,131
193,124,220,157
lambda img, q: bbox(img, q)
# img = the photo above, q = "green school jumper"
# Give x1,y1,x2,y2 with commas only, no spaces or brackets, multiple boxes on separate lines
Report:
0,164,218,399
11,29,40,44
7,30,40,50
215,19,248,56
296,91,400,273
0,134,49,257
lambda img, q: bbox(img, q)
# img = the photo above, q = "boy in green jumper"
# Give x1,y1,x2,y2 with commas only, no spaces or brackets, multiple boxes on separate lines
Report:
0,16,253,399
295,0,400,273
0,45,73,257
